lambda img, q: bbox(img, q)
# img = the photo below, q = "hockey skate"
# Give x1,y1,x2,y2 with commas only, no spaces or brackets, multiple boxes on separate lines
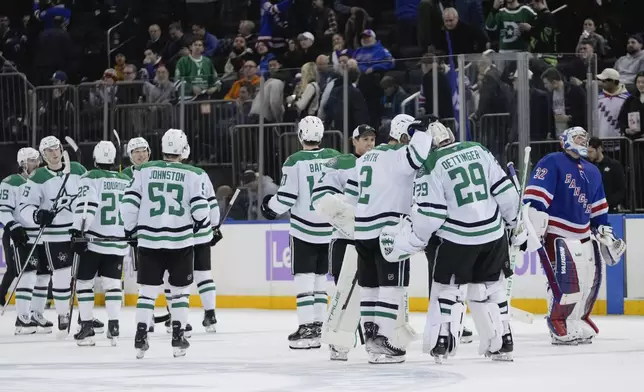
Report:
288,324,317,349
329,345,349,361
431,336,449,364
31,311,53,334
202,309,217,333
134,322,149,359
363,321,378,353
56,313,70,339
165,318,192,337
486,333,514,362
310,322,322,349
14,314,37,335
148,324,155,333
74,321,96,347
368,335,406,364
107,320,119,347
171,321,190,357
460,327,473,344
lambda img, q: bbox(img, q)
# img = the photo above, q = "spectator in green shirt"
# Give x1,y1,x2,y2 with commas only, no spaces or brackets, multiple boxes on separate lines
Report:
174,38,221,99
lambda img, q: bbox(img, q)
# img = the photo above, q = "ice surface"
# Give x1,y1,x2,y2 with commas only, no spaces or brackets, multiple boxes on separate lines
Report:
0,308,642,392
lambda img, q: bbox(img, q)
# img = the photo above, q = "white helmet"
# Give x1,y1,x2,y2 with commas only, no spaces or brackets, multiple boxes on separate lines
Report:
39,135,62,158
161,128,188,156
389,114,415,142
17,147,40,167
298,116,324,143
93,141,117,165
127,137,150,161
427,121,455,148
181,144,191,161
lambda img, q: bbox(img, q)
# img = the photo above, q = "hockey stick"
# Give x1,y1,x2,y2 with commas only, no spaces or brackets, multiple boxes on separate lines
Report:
152,188,242,324
71,236,133,243
1,151,72,316
67,198,88,334
112,129,122,172
64,136,81,164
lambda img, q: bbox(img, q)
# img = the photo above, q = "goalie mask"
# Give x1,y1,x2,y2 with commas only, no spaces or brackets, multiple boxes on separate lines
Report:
298,116,324,144
427,121,455,149
560,126,588,157
93,141,117,165
389,114,414,142
127,137,151,164
39,135,63,165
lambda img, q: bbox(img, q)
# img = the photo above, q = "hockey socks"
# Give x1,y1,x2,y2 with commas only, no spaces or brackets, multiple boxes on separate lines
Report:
76,280,95,321
294,273,315,325
194,270,216,311
360,287,378,333
15,271,36,318
103,277,122,321
31,273,50,315
375,287,403,340
136,285,160,325
170,285,190,327
51,267,72,316
313,274,327,323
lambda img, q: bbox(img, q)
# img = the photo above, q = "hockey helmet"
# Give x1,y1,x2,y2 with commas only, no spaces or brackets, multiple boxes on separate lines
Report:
93,141,117,165
17,147,40,167
126,137,151,161
561,126,588,157
182,143,191,161
389,114,414,142
38,136,62,164
427,121,455,148
161,128,188,156
298,116,324,143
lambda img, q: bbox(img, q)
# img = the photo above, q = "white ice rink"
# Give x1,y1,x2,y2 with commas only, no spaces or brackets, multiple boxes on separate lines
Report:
0,308,642,392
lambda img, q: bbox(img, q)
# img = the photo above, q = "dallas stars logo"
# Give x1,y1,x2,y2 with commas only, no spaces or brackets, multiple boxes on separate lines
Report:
57,252,68,262
51,187,79,214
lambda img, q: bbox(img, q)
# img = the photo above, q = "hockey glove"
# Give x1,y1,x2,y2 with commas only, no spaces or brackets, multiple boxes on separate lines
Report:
33,209,55,228
211,226,223,246
595,225,626,265
260,194,278,220
69,229,88,254
5,221,29,247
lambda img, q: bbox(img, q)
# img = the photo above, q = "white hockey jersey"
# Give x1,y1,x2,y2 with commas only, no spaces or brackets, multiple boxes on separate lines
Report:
19,162,87,243
193,170,220,246
0,174,28,230
311,153,360,239
354,133,432,240
412,141,519,245
72,169,130,256
267,148,341,244
120,160,210,250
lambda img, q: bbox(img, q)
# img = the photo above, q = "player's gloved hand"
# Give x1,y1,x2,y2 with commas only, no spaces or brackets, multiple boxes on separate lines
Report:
509,225,528,252
211,225,223,246
124,229,138,249
5,221,29,247
408,115,439,135
260,194,278,220
33,209,55,228
69,229,88,254
595,225,626,265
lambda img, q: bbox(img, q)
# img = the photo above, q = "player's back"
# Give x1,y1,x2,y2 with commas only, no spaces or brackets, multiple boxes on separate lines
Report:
0,174,27,226
424,141,507,245
131,160,205,249
284,148,340,243
354,144,416,240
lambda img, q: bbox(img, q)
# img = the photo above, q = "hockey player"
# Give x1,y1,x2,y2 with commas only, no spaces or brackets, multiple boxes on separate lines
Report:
523,126,625,345
123,137,151,178
121,128,211,358
352,113,432,364
19,136,87,335
70,141,129,346
310,124,376,360
0,148,41,333
380,122,520,362
260,116,341,349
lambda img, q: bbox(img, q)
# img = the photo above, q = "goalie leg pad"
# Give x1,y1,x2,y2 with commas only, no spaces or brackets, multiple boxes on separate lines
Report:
467,278,510,356
423,282,467,357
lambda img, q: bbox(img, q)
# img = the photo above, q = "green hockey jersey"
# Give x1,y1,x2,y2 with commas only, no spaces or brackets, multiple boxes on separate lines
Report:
485,5,536,52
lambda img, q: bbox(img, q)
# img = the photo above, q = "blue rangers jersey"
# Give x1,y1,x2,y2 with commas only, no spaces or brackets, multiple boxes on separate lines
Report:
523,152,609,239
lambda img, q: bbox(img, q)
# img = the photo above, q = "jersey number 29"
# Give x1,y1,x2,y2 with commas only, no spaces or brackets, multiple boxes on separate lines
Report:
449,162,488,207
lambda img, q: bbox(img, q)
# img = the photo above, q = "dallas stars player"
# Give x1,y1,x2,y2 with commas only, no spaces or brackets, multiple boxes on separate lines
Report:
121,128,211,358
0,148,41,333
70,141,129,346
19,136,87,335
381,122,520,362
310,124,376,360
123,137,151,179
353,113,431,364
261,116,341,349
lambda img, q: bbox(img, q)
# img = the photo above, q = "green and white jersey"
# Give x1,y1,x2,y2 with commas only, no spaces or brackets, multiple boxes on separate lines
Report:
311,153,360,239
19,162,87,243
412,142,519,246
120,160,211,250
0,174,28,229
485,5,536,52
354,133,432,240
73,169,130,256
193,169,220,246
122,166,135,179
267,148,341,244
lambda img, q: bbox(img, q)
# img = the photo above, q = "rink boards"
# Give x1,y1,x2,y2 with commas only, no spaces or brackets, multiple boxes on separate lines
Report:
1,214,643,315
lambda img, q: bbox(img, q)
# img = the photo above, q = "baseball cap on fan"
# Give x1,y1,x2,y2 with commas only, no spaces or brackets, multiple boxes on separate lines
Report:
352,124,376,139
597,68,620,81
51,71,68,83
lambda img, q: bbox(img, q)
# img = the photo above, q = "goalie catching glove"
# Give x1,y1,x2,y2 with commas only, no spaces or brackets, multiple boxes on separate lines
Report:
311,192,355,238
594,225,625,266
379,216,426,263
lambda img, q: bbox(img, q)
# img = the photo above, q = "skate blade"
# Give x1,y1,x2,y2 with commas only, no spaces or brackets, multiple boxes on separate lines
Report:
551,339,578,346
36,327,52,334
309,339,321,349
94,327,104,334
330,353,348,361
136,349,147,359
173,347,187,358
289,339,313,350
460,336,473,344
577,338,593,345
76,338,96,347
432,354,447,364
184,331,192,339
368,353,406,364
15,327,37,335
204,325,217,333
489,352,513,362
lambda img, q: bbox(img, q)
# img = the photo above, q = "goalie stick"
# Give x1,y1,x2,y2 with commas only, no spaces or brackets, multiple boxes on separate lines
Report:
1,151,72,316
152,188,242,324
